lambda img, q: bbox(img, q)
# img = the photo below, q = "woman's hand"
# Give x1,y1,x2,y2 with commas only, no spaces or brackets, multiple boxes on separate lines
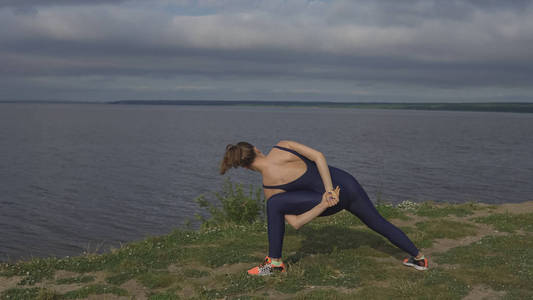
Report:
286,185,341,230
321,185,340,208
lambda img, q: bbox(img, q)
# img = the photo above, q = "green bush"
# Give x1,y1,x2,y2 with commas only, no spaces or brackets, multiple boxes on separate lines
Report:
194,178,266,227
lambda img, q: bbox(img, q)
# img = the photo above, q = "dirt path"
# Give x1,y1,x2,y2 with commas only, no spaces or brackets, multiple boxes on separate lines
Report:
463,284,507,300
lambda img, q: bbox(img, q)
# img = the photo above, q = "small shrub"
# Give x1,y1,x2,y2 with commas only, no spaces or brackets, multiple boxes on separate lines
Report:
194,178,265,227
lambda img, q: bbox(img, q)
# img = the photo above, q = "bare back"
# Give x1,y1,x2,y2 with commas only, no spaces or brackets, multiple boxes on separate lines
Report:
262,147,308,200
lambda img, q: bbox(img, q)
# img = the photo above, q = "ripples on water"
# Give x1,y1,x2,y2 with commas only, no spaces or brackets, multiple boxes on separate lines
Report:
0,103,532,261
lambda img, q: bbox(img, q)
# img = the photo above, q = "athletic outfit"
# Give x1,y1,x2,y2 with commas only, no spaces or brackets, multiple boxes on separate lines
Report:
262,145,420,259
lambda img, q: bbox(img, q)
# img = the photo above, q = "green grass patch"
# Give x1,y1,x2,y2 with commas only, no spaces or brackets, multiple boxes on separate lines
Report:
1,287,41,300
398,219,478,249
311,204,409,229
416,219,477,240
104,271,134,285
188,243,262,268
148,286,182,300
148,291,181,300
55,275,94,285
137,271,176,289
376,268,469,299
0,257,57,285
0,287,60,300
399,226,433,249
435,234,533,298
295,288,356,299
311,210,363,227
0,221,268,286
285,252,470,299
183,269,210,278
61,283,128,299
0,228,208,285
275,252,389,294
414,201,478,218
198,272,266,298
294,225,405,259
376,203,410,220
473,212,533,233
0,229,197,285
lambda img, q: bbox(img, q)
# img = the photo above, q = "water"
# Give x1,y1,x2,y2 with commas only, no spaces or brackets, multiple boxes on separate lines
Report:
1,102,532,262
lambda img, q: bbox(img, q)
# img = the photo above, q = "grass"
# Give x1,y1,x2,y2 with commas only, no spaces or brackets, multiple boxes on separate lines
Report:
0,194,531,299
137,271,176,289
149,291,182,300
412,219,478,248
414,201,479,218
61,284,128,299
0,287,59,300
434,234,533,299
183,269,210,278
473,212,533,233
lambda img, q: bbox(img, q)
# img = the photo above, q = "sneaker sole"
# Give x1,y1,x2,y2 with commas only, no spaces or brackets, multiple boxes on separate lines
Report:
248,268,287,276
403,261,428,271
250,270,287,276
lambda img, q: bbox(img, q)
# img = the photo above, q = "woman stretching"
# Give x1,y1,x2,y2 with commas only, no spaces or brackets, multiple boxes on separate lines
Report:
220,140,428,276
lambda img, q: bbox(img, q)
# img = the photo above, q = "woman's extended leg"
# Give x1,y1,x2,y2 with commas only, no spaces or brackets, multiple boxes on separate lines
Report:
248,189,341,275
343,176,420,257
266,190,324,258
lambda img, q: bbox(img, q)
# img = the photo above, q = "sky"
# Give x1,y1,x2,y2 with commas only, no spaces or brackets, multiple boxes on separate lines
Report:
1,0,532,103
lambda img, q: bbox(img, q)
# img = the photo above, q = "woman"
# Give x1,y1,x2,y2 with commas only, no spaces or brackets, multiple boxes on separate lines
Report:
220,140,428,276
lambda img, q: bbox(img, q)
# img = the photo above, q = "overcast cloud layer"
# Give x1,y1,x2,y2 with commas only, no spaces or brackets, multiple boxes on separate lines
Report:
1,0,532,102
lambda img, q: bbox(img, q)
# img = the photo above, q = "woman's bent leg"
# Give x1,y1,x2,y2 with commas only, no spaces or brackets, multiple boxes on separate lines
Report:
344,179,419,257
266,190,322,258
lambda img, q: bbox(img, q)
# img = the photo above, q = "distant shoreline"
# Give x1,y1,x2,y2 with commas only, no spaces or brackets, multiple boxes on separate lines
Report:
2,100,533,113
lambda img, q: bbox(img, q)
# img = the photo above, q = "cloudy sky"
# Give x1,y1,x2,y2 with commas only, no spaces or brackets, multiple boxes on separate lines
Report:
1,0,532,102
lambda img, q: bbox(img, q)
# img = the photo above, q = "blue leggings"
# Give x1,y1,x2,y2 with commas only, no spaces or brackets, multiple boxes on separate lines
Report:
266,177,419,258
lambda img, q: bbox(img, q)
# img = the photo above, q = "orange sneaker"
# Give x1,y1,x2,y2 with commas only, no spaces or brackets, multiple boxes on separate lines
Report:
403,256,429,271
247,256,286,276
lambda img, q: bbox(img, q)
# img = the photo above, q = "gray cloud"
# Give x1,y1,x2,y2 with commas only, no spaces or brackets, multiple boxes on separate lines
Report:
0,0,127,7
1,0,532,102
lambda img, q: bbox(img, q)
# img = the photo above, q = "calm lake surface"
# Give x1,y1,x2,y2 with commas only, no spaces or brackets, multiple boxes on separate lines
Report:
1,103,532,261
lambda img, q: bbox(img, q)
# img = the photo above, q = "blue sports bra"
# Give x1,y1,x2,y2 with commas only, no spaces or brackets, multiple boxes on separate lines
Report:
262,145,314,190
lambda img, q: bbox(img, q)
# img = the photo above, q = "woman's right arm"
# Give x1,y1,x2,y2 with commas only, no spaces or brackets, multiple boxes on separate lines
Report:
284,202,328,230
284,187,340,230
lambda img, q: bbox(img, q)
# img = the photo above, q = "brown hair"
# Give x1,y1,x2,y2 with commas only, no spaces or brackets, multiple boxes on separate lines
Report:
219,141,256,175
